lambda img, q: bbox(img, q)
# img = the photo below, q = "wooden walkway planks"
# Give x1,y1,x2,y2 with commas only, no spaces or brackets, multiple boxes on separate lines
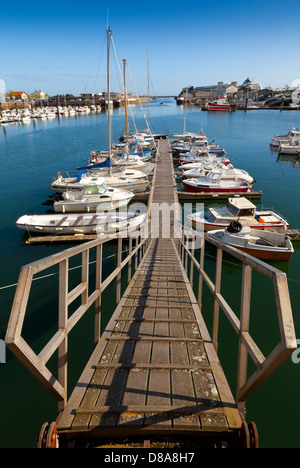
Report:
57,139,242,442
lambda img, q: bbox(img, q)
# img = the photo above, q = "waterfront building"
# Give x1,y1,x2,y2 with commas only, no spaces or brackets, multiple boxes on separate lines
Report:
10,91,28,101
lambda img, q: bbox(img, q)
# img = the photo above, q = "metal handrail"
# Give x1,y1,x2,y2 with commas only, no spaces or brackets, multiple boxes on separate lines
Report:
175,227,296,414
5,229,151,412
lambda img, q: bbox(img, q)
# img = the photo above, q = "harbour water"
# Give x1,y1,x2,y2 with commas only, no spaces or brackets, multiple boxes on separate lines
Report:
0,99,300,448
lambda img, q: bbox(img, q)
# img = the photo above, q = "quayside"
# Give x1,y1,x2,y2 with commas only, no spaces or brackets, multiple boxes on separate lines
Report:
5,140,296,448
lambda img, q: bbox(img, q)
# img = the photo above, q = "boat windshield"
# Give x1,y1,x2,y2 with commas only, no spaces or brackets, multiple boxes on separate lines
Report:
84,184,107,195
226,202,255,217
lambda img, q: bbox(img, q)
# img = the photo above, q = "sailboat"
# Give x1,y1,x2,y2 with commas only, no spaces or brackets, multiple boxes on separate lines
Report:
77,53,155,177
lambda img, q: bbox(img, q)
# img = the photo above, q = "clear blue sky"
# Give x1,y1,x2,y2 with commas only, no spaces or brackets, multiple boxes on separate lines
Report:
1,0,299,96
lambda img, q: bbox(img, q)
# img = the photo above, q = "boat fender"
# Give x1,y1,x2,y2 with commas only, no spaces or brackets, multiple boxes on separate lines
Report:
227,221,243,233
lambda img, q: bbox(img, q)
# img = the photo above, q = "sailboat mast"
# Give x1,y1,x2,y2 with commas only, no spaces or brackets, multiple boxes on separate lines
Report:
123,59,129,161
107,28,112,170
147,51,150,125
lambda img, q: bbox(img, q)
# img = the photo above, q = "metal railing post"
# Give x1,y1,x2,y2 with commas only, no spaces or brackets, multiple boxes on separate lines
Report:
94,244,103,345
212,248,223,353
58,259,68,411
237,263,252,414
197,239,205,310
116,237,122,304
189,236,195,286
81,250,89,306
128,236,133,283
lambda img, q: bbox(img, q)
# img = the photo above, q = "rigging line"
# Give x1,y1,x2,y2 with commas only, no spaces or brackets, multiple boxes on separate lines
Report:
111,40,123,96
201,251,299,284
84,31,107,91
126,62,149,129
126,62,159,156
75,32,107,167
148,76,169,134
0,246,132,292
92,32,107,93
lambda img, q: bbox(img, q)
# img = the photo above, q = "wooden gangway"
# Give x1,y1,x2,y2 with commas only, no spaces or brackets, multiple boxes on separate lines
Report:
56,140,242,446
5,139,296,448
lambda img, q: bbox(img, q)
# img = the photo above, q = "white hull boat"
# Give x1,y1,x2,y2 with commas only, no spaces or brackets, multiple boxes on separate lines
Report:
53,184,134,213
172,131,207,141
270,128,300,148
85,154,155,174
179,154,230,166
278,141,300,155
182,166,254,183
182,177,252,193
178,157,230,170
188,197,289,232
51,171,149,193
16,211,147,236
208,223,293,261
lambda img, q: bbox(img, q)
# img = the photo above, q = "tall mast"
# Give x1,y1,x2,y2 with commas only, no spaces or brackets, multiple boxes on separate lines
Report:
123,59,129,160
147,50,150,126
107,27,112,174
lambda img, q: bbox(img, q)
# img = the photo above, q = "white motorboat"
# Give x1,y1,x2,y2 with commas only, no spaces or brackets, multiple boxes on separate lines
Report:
51,169,149,193
178,156,231,170
278,139,300,155
85,174,149,193
182,166,254,184
208,223,294,261
46,112,56,119
182,175,252,193
174,141,226,157
21,115,31,123
86,155,155,174
16,211,147,237
179,154,230,166
188,197,289,232
172,138,209,153
270,127,300,148
53,183,134,213
172,131,207,141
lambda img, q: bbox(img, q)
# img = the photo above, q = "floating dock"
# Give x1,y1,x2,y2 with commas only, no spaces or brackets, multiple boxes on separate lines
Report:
133,190,263,202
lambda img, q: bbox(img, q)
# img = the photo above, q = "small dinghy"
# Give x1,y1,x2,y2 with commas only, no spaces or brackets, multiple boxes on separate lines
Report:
16,211,147,236
208,222,294,261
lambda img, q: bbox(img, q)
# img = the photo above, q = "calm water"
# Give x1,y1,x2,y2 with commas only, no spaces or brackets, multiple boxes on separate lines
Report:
1,100,300,448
